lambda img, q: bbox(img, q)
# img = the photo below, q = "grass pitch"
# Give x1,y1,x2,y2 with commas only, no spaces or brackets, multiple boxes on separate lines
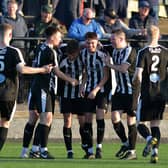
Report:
0,141,168,168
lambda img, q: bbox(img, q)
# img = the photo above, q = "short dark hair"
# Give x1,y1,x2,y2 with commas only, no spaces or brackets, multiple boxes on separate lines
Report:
45,26,61,38
85,32,98,40
7,0,18,5
112,29,127,40
0,23,13,37
66,39,79,54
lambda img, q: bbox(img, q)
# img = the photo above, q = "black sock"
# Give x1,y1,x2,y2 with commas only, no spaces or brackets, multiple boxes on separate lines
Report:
84,123,93,148
0,127,8,151
137,123,151,139
33,123,41,146
79,126,85,145
151,126,160,148
38,124,50,148
23,123,35,147
128,124,137,150
96,119,105,145
63,127,72,151
113,121,127,143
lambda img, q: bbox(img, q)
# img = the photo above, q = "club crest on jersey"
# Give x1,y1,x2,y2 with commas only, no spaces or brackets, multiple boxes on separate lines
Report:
149,73,160,83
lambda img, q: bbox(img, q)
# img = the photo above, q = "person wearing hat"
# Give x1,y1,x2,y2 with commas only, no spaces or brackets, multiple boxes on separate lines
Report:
97,8,145,39
129,0,158,50
32,4,67,37
139,0,159,20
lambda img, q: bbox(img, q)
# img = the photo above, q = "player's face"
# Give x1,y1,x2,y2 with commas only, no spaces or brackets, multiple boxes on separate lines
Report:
41,12,52,23
4,29,13,43
86,38,98,53
68,50,79,61
110,34,118,48
51,31,62,47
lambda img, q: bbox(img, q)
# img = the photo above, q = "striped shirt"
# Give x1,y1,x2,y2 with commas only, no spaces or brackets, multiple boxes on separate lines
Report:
112,46,136,94
81,48,106,93
59,55,84,99
32,42,58,94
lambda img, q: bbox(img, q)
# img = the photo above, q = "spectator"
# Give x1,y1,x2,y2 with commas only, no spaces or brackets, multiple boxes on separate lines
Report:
139,0,159,21
68,8,103,41
53,0,83,29
32,4,67,37
98,8,145,39
0,0,27,49
129,0,157,49
28,4,67,65
0,0,28,103
105,0,128,20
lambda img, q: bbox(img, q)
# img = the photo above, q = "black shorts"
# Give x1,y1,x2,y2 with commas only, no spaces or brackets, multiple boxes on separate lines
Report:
28,87,55,114
137,97,166,122
0,101,16,121
111,93,135,116
60,97,85,115
82,92,107,113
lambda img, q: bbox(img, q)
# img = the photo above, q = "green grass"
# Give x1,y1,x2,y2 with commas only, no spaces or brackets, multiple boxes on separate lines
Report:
0,141,168,168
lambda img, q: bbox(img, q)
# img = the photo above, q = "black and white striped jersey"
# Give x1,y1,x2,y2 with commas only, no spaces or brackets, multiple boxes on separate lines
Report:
112,46,136,95
31,42,58,94
80,48,107,93
59,55,84,99
136,45,168,99
0,46,25,100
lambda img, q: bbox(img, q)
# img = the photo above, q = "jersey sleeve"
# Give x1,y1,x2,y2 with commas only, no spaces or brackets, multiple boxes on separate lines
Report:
14,47,25,66
136,50,145,69
121,46,133,65
51,49,58,67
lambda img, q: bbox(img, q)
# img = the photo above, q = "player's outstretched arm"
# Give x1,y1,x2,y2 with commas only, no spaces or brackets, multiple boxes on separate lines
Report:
16,63,53,74
53,66,79,86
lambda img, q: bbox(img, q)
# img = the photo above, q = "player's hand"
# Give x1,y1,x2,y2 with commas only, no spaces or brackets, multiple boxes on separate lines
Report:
42,64,53,73
87,89,97,99
79,85,85,98
70,79,79,86
104,56,112,67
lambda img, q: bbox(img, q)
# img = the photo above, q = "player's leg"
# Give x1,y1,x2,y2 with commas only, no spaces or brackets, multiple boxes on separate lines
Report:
21,110,39,158
137,121,153,157
38,90,55,159
150,120,161,163
77,114,85,149
81,96,95,159
122,114,137,160
95,93,106,159
111,110,129,158
0,101,16,151
83,112,95,159
38,111,54,159
63,113,73,159
95,108,105,159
